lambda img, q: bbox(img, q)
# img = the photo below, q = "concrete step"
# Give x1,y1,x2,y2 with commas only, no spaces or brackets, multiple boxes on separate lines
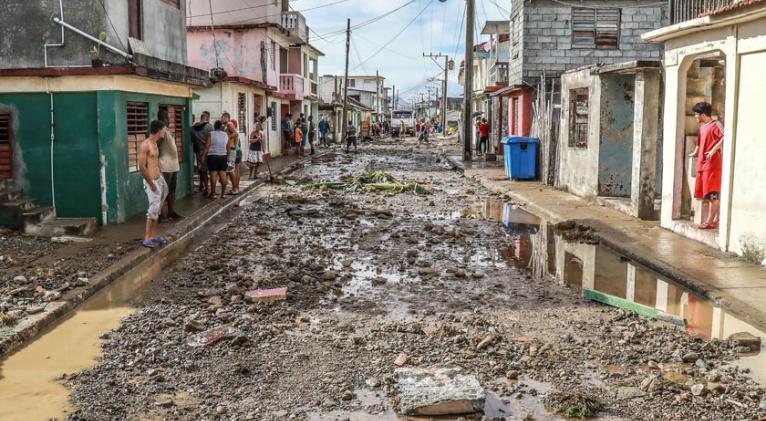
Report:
24,217,97,237
21,207,54,225
1,198,38,212
0,188,21,202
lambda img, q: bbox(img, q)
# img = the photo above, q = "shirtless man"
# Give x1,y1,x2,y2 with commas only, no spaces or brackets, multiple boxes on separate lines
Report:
139,120,169,249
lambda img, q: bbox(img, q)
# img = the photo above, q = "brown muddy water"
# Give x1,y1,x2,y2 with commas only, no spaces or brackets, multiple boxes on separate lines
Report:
0,215,221,420
0,194,764,420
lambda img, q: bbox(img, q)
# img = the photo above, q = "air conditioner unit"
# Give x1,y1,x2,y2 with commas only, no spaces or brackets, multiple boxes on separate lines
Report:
209,67,228,83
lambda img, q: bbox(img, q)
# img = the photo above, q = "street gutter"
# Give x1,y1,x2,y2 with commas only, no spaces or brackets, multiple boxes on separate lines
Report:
0,154,322,357
444,155,766,333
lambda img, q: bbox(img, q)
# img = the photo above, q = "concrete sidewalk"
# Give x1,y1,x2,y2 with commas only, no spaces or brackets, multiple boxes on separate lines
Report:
447,155,766,332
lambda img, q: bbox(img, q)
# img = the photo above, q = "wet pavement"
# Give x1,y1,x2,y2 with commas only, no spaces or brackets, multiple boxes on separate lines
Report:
2,141,766,420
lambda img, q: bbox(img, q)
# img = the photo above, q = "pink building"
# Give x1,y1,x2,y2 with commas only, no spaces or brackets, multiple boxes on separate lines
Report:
185,0,322,157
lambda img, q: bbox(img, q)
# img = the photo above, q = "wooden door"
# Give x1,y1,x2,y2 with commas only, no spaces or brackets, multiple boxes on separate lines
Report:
0,114,12,179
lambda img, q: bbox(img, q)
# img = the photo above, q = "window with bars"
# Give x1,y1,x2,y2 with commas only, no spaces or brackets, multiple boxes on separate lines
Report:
161,105,185,163
237,93,247,133
568,88,589,148
0,114,12,179
511,16,519,60
270,101,277,132
571,8,620,49
127,102,148,172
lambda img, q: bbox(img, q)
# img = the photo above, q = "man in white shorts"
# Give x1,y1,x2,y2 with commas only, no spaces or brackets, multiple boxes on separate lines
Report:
139,120,170,249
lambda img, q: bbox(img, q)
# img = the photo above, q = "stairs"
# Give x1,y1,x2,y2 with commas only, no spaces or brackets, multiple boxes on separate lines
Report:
0,178,96,237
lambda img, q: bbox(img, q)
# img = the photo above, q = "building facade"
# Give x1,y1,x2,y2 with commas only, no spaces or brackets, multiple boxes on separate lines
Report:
644,0,766,260
0,0,207,230
186,0,321,158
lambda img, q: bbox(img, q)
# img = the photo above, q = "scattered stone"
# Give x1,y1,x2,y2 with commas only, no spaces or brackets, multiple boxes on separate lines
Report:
25,305,45,315
476,335,495,350
396,367,485,416
505,370,519,381
691,384,706,396
682,352,700,363
12,275,27,283
43,290,61,302
394,353,409,367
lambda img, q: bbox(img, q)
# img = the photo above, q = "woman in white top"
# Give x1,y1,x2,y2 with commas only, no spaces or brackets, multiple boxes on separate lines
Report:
203,120,230,199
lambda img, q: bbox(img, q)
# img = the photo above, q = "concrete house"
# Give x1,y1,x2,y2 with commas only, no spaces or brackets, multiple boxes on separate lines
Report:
318,75,374,142
557,61,663,220
643,0,766,260
186,0,322,157
0,0,208,231
504,0,666,144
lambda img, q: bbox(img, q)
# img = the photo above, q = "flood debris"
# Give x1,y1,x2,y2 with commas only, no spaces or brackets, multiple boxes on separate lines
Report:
186,325,243,347
303,170,432,195
244,287,287,303
729,331,762,352
545,390,603,419
396,367,486,416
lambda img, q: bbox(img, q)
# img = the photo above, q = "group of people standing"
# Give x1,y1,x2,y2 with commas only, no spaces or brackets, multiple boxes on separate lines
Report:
281,113,331,157
191,111,267,199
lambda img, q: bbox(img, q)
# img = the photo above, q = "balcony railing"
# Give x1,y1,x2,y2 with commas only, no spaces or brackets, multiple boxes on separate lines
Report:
670,0,736,24
281,11,309,44
489,62,509,86
279,74,304,100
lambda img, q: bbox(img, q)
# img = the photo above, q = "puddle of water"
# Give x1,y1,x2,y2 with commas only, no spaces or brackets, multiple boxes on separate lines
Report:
474,200,766,386
0,241,176,420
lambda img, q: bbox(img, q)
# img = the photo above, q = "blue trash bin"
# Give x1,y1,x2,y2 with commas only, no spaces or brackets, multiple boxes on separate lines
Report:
501,136,539,180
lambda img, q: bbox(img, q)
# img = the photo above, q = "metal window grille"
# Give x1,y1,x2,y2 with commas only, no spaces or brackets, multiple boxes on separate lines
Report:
237,93,247,133
572,8,620,50
127,102,148,172
164,105,185,163
0,114,12,178
568,89,589,148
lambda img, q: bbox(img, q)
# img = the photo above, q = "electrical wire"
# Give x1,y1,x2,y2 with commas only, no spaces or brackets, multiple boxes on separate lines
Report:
188,0,350,22
352,0,433,71
96,0,128,51
351,37,368,74
488,0,510,15
452,1,466,59
316,0,418,37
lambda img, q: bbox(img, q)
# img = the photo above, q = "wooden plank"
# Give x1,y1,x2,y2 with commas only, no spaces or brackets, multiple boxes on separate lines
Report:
583,289,687,327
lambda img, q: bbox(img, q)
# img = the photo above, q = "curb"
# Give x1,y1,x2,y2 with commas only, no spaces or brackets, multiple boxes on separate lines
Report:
0,153,321,357
444,153,766,333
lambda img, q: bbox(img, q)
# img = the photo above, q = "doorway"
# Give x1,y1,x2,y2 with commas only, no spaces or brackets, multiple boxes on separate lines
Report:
674,53,726,228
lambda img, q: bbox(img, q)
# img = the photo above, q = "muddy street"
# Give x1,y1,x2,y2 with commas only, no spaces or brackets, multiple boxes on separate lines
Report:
15,143,763,420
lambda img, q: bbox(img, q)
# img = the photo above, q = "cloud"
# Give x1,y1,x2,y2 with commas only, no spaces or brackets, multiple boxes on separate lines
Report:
298,0,506,97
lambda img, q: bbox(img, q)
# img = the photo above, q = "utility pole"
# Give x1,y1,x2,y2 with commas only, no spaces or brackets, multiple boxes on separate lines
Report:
423,52,451,138
341,18,351,142
463,0,475,161
375,69,380,123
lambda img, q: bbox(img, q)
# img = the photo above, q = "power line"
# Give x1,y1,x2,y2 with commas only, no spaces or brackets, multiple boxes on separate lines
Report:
352,0,433,71
188,0,349,22
452,1,466,59
316,0,418,38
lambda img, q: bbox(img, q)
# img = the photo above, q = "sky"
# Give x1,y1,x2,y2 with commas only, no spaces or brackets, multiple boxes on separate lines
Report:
297,0,508,107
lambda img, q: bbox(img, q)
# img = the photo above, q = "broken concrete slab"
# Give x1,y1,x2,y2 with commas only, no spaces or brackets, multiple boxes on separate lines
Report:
244,287,287,303
186,326,242,347
728,332,761,351
396,367,486,416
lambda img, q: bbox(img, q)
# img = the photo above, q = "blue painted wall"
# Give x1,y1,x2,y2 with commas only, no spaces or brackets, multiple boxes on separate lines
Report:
598,75,635,197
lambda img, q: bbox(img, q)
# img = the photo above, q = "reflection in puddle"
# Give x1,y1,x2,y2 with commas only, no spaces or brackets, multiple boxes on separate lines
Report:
482,200,766,387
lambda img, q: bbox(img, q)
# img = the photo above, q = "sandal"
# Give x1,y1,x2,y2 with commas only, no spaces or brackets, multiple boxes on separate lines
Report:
152,236,167,246
699,223,712,230
142,240,155,249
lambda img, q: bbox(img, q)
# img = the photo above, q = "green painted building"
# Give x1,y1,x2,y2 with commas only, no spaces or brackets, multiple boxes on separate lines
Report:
0,68,208,226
